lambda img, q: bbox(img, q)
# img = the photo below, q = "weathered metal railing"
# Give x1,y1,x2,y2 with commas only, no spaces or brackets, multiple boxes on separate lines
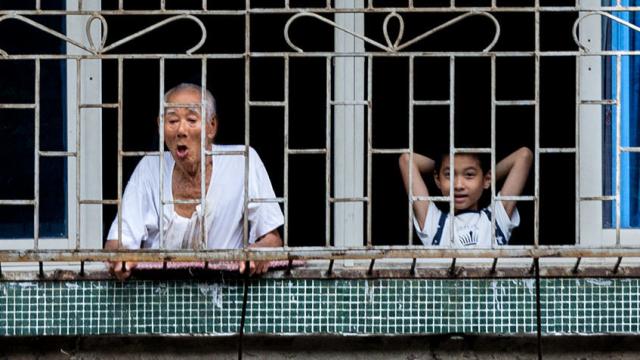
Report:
0,1,638,277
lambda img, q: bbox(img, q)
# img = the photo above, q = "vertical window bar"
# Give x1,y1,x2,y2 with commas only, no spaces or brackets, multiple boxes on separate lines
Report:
34,59,40,250
325,56,332,247
200,56,207,249
408,55,414,246
75,58,82,250
534,2,541,247
159,58,166,249
448,55,455,245
201,0,206,11
490,54,497,248
284,54,290,248
615,54,622,245
366,54,373,247
161,0,166,11
243,1,251,249
116,57,124,248
117,57,124,249
119,0,124,11
35,0,41,11
575,55,581,245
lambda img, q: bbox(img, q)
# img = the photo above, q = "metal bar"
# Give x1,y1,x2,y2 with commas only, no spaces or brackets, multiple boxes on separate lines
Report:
79,103,119,108
572,257,581,273
284,54,290,248
120,151,163,156
580,99,616,105
329,100,368,105
0,200,36,205
370,148,411,154
413,100,450,106
621,147,640,152
200,56,207,249
538,148,576,153
448,258,457,276
0,104,36,109
327,259,334,275
248,101,286,106
287,149,327,155
410,258,417,275
580,195,616,201
448,55,455,245
33,59,40,250
408,55,414,246
39,151,77,157
575,55,580,245
158,58,165,249
367,259,375,275
1,6,640,16
534,51,540,248
491,54,497,249
615,55,621,245
117,57,124,248
366,54,372,247
490,258,498,274
79,199,119,205
5,247,640,262
75,59,82,250
330,197,368,203
325,56,331,247
613,257,623,273
250,197,286,203
8,51,640,61
243,3,251,250
205,150,247,156
494,100,536,106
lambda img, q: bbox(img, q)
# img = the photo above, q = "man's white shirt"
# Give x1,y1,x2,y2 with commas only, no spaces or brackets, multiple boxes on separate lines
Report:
107,145,284,249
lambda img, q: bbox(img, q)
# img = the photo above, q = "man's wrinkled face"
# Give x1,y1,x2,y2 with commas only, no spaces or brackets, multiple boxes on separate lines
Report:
163,89,216,165
434,154,491,211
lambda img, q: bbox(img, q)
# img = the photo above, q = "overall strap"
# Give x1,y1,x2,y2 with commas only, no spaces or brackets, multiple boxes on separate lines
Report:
432,211,448,245
482,208,508,245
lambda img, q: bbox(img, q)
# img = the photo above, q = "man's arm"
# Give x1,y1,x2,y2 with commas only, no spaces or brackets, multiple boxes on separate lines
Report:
399,153,435,230
495,147,533,217
238,229,283,275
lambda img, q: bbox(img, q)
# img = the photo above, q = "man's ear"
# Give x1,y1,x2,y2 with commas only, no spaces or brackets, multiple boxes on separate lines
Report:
207,116,218,140
483,170,492,189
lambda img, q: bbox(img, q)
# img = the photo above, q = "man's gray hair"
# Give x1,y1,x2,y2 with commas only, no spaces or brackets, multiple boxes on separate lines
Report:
164,83,217,121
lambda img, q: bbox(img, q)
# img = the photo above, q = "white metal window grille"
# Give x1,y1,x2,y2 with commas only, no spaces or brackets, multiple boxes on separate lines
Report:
0,0,638,276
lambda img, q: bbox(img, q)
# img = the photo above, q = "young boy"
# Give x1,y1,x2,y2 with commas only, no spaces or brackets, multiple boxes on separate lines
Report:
399,147,532,247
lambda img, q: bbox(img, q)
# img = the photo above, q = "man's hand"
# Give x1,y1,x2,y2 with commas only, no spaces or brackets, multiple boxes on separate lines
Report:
108,261,138,281
238,229,282,276
104,239,137,280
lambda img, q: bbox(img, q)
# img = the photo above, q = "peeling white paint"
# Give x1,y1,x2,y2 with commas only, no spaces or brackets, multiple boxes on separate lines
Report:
585,279,612,286
198,283,223,309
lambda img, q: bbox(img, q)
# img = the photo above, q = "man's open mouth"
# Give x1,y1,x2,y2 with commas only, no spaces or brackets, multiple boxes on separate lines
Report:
176,145,189,159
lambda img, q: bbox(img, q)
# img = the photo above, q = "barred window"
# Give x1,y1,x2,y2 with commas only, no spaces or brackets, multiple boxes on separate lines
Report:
0,0,638,274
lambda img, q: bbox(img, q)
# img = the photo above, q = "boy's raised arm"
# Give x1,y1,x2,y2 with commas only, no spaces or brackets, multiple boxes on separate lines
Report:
495,147,533,217
399,153,436,230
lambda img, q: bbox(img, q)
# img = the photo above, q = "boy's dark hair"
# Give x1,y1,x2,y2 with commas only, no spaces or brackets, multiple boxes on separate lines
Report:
433,152,492,212
433,152,491,175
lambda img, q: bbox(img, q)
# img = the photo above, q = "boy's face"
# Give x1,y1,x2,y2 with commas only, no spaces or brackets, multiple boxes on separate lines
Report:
434,154,491,211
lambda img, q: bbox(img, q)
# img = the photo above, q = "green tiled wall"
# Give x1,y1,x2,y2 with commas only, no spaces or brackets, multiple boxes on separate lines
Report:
0,278,637,336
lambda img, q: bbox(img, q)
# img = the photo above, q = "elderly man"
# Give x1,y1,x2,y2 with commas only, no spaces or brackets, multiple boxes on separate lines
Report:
105,83,284,279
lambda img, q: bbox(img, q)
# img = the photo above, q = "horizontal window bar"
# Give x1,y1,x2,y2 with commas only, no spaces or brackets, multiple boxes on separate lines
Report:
288,149,327,155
